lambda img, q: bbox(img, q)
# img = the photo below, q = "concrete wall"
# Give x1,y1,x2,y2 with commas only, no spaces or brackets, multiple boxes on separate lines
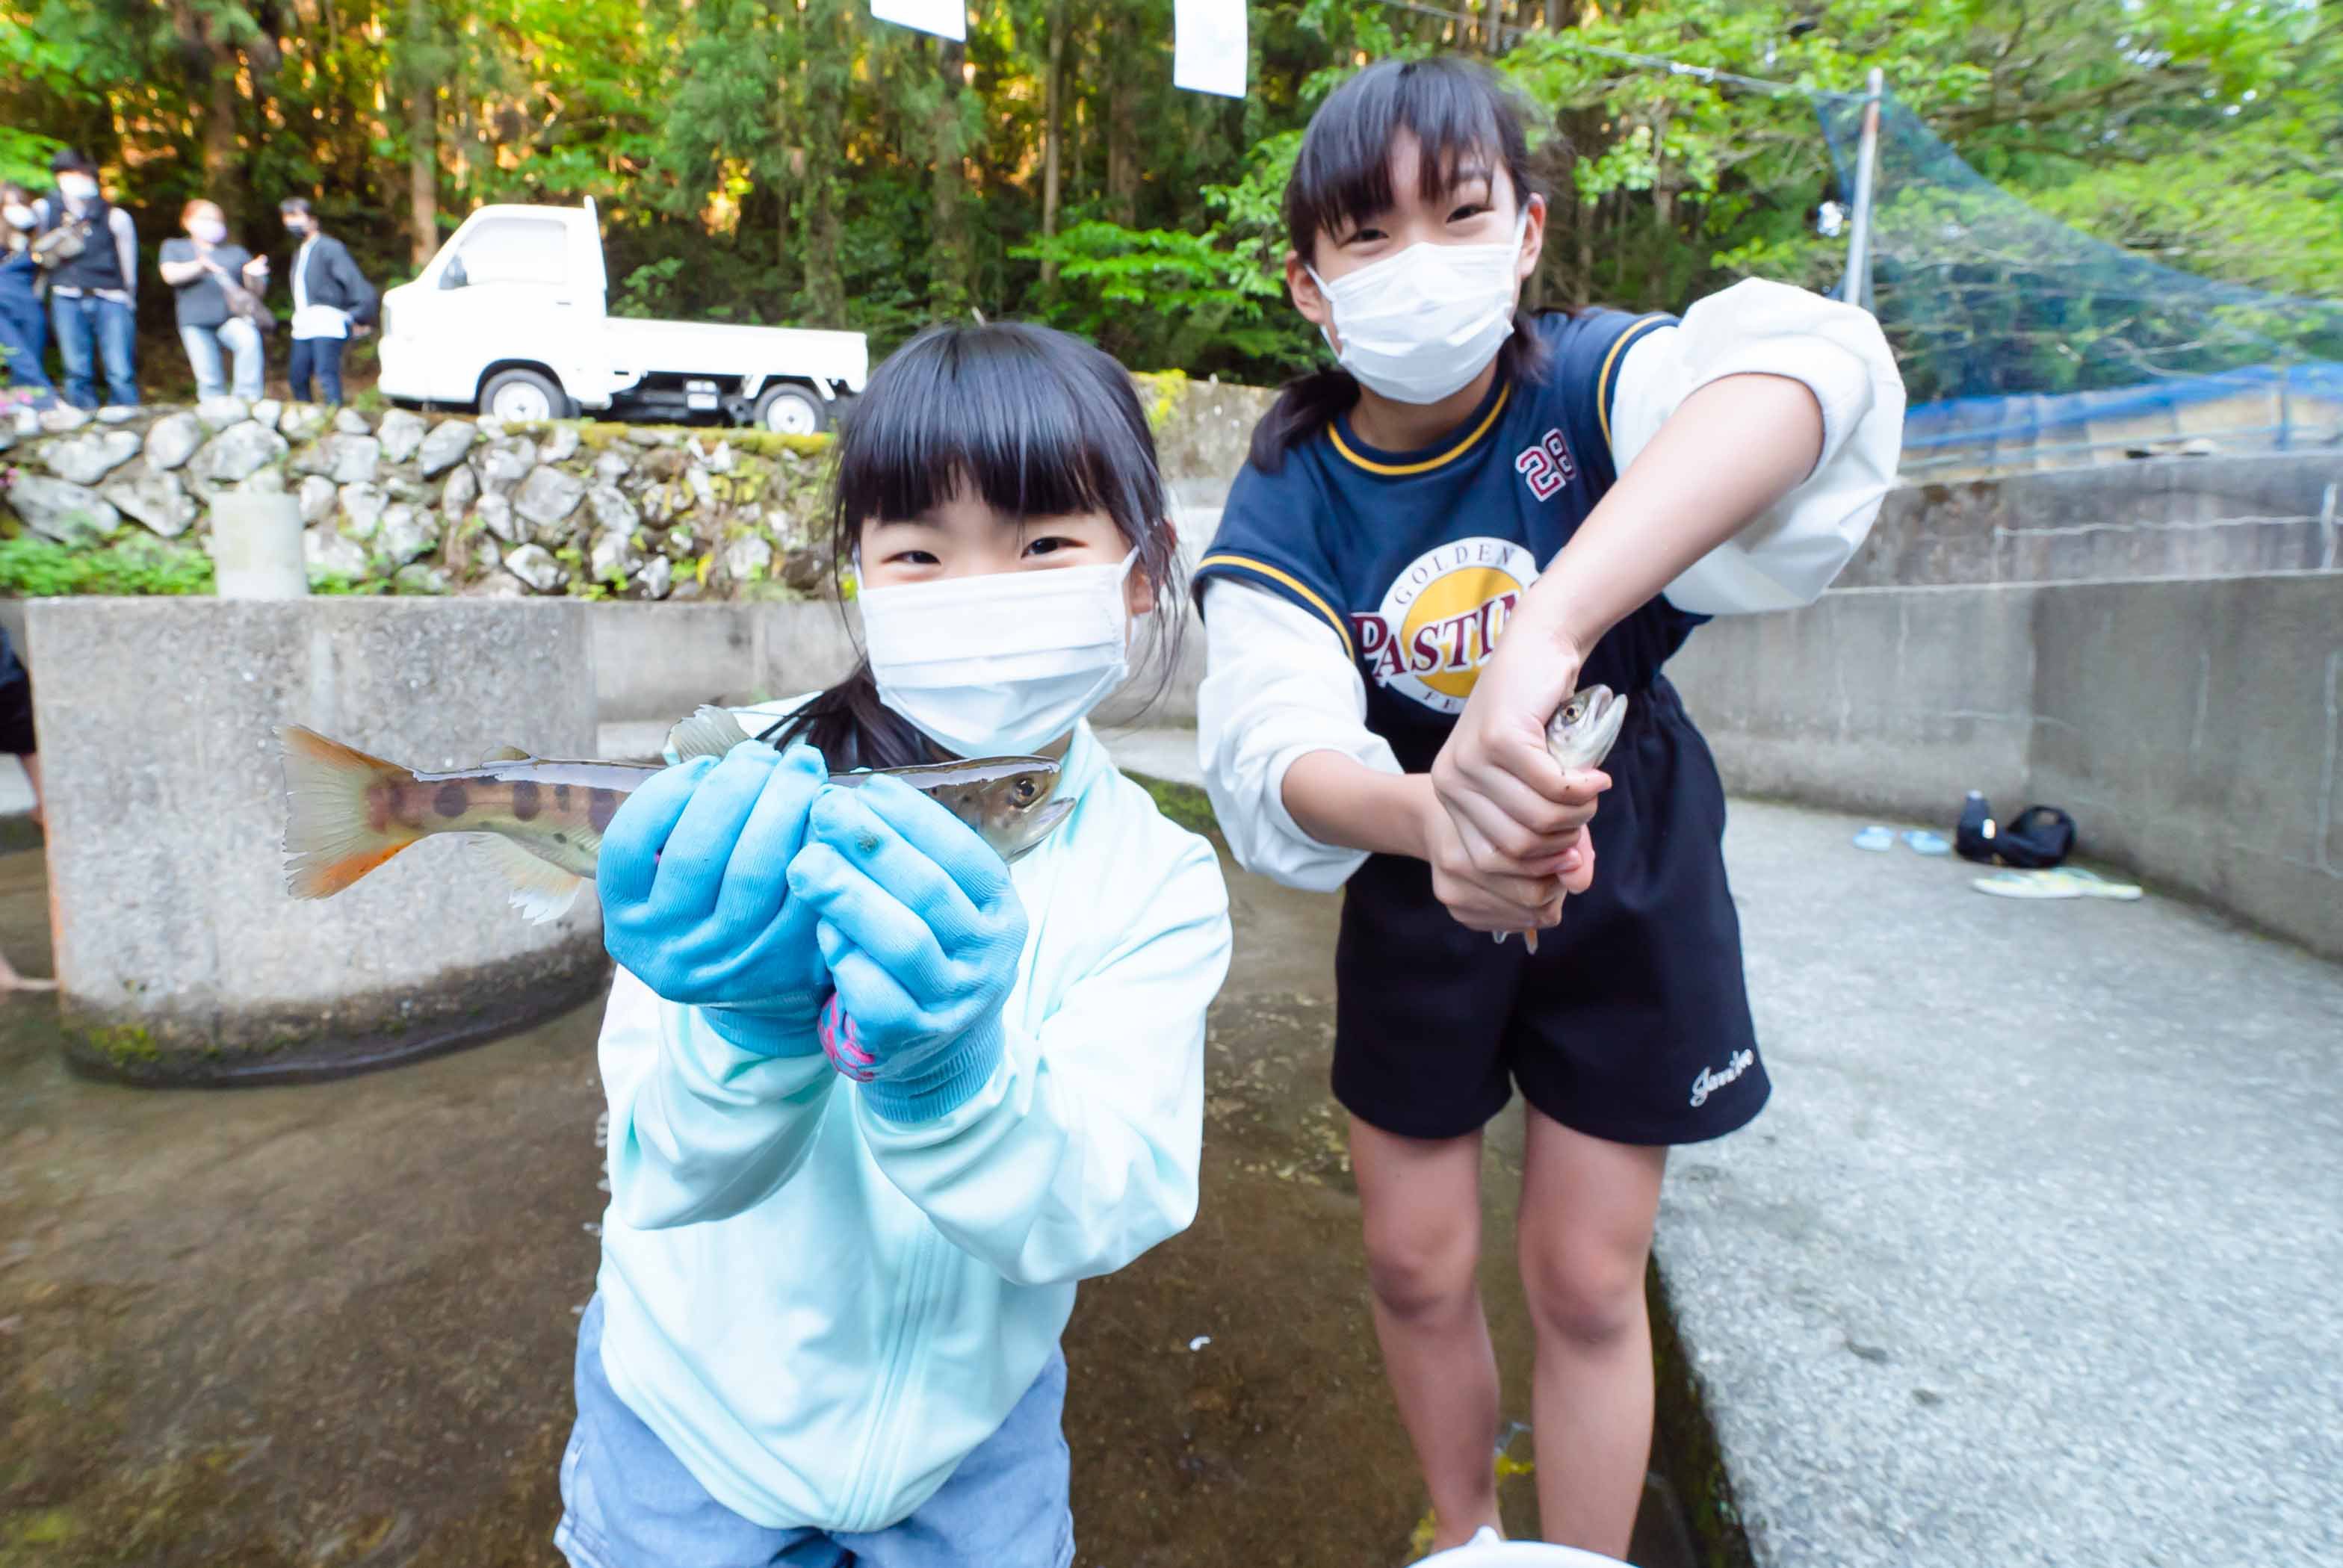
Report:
1668,572,2343,960
1839,451,2341,589
588,600,863,721
29,598,609,1084
584,595,1207,731
1668,585,2040,819
2029,576,2342,958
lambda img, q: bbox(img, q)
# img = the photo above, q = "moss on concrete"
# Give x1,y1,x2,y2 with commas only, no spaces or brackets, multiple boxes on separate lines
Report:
1647,1259,1757,1568
59,936,610,1088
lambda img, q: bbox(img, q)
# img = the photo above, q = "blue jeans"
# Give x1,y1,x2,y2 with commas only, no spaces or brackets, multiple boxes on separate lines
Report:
49,293,137,409
556,1295,1075,1568
287,335,344,405
180,317,264,402
0,284,52,404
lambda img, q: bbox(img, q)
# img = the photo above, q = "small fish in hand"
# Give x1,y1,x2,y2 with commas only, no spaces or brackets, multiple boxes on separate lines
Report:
279,707,1072,923
1495,683,1629,955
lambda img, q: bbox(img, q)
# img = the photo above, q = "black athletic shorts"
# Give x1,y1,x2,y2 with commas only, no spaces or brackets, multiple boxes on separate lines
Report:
1331,681,1768,1146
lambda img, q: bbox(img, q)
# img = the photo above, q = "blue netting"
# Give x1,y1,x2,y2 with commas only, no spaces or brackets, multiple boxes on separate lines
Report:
1810,90,2343,462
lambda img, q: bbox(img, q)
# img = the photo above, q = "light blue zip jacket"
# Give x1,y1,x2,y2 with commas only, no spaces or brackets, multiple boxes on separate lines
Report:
592,712,1231,1532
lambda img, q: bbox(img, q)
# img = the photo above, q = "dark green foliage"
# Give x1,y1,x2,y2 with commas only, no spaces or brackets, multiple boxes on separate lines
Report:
0,1,2330,391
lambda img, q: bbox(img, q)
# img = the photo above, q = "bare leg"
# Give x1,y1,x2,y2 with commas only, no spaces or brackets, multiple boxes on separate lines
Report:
1349,1116,1501,1553
1516,1109,1667,1555
19,751,40,829
0,949,55,992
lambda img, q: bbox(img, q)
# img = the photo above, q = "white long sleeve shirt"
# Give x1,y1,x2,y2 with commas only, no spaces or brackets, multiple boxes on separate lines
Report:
595,713,1231,1531
1198,279,1906,890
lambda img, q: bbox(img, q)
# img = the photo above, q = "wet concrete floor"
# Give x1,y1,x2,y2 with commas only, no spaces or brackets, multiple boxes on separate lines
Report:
0,842,1694,1568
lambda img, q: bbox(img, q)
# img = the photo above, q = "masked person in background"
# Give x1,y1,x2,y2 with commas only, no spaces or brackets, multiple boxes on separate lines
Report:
557,322,1231,1568
160,199,270,403
33,149,139,412
0,185,54,409
1194,58,1905,1557
277,197,375,406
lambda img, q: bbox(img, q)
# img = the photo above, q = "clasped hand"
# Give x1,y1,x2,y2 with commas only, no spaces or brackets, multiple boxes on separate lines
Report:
785,777,1027,1106
1426,645,1611,938
598,746,1027,1092
598,741,833,1044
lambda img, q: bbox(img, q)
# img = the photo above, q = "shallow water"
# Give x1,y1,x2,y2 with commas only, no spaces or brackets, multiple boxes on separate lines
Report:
0,846,1691,1567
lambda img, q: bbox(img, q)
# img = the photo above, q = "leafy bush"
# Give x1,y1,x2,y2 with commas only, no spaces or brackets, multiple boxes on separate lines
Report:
0,534,216,597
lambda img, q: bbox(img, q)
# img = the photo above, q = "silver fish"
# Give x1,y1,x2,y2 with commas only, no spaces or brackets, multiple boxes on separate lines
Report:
279,707,1071,923
1496,684,1629,954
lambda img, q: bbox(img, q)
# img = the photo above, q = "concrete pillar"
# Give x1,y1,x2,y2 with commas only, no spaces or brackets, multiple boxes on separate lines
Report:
26,598,610,1085
210,491,309,600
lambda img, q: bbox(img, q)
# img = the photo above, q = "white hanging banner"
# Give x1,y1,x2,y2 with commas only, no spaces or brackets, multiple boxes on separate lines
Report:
1173,0,1248,99
870,0,965,43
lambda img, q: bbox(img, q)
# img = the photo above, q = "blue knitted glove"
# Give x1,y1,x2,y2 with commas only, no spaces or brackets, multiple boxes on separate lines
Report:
597,740,831,1053
784,775,1027,1121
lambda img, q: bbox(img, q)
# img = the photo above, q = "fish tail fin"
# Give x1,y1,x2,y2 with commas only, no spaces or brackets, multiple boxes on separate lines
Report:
279,726,418,899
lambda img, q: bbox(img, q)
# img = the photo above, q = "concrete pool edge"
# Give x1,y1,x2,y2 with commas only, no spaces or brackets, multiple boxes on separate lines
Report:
60,935,610,1088
1649,1259,1757,1568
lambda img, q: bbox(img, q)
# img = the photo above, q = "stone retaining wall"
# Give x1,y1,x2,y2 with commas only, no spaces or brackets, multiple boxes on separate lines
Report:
0,374,1275,607
0,398,832,601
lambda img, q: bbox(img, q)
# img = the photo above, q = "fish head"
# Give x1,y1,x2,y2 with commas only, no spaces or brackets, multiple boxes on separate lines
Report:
1545,684,1629,769
921,757,1073,864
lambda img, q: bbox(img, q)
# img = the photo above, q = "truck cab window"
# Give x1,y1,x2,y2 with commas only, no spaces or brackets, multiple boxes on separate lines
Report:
448,218,568,290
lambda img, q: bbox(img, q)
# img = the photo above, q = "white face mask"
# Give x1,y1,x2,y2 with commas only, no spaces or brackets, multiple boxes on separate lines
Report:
57,174,98,205
1,205,32,232
191,217,226,245
858,552,1139,758
1308,209,1530,406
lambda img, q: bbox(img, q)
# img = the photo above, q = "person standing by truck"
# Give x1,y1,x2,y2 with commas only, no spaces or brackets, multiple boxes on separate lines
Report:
160,199,271,403
278,197,376,406
34,149,139,412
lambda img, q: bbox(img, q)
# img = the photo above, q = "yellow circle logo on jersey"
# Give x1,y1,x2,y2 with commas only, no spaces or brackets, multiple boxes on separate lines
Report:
1350,539,1541,716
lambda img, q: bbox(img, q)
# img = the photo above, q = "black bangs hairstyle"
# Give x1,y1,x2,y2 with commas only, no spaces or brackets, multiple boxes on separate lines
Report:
764,321,1182,772
1252,55,1557,471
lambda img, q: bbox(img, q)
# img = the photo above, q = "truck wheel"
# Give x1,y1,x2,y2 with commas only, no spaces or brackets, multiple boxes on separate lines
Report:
752,383,826,436
480,368,571,423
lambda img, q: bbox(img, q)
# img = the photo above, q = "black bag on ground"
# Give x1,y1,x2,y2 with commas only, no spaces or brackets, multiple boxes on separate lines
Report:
1956,792,2076,869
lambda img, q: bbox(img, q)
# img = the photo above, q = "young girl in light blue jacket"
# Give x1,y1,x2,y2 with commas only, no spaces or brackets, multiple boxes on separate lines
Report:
560,323,1233,1568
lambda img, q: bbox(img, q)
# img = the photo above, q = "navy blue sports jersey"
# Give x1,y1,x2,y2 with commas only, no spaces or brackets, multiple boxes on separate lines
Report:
1196,308,1703,774
1195,306,1770,1146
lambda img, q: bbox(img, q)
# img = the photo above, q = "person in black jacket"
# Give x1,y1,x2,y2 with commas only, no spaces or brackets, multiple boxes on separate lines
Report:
35,149,140,411
278,196,377,406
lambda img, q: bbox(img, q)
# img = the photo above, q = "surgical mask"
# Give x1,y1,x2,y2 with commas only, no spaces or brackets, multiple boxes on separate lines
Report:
1307,210,1530,405
1,205,31,232
57,174,97,205
282,216,310,238
858,552,1139,758
191,217,226,245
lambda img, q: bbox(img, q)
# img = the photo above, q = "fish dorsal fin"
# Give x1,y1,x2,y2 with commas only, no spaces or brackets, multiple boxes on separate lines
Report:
480,744,533,765
474,834,589,924
666,705,749,764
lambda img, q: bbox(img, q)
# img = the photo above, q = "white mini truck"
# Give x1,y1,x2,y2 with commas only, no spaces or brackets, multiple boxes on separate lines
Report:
375,199,869,433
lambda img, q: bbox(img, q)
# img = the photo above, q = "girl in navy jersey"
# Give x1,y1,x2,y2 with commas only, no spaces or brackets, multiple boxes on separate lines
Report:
1194,58,1903,1557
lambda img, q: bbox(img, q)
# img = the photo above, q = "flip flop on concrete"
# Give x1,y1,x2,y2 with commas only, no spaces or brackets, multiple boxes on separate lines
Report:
1971,867,2142,901
1901,829,1952,855
1853,825,1895,852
